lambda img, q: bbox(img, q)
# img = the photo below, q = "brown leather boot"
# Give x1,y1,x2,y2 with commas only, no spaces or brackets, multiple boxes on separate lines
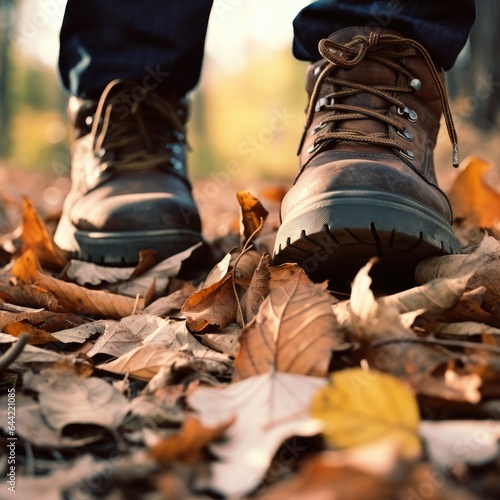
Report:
54,79,203,266
273,27,460,289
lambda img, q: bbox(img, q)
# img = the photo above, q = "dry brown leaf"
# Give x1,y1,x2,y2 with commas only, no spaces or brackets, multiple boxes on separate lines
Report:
233,269,344,381
448,156,500,227
12,250,142,318
3,321,59,345
201,323,241,358
182,274,239,332
434,321,500,340
37,372,130,431
240,253,271,322
142,284,196,317
149,416,233,464
380,275,471,315
21,197,68,270
411,369,482,404
0,309,86,332
6,283,67,313
256,444,401,500
416,236,500,310
236,190,269,242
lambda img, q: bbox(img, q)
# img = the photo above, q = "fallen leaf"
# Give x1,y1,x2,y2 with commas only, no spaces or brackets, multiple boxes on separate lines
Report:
241,253,271,322
0,393,101,448
233,269,344,381
255,441,402,500
182,274,239,331
415,236,500,309
97,318,231,381
311,368,421,458
201,323,241,358
448,156,500,227
189,372,327,497
12,250,142,318
37,373,130,432
142,284,196,317
149,416,233,464
99,345,191,381
237,190,269,243
380,275,471,315
3,321,59,345
349,260,409,340
420,420,500,467
434,321,500,339
21,197,68,270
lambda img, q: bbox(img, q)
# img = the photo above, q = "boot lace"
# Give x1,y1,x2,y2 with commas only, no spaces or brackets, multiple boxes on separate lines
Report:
90,79,186,172
302,32,459,167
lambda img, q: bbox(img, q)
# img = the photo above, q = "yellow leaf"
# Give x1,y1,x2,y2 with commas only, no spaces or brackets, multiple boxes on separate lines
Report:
448,156,500,227
311,368,421,458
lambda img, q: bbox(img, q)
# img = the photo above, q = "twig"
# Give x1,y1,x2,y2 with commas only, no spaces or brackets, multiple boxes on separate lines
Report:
371,336,500,355
0,333,30,371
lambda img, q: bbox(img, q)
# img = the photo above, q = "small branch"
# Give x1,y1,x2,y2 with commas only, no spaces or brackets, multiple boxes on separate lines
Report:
0,333,30,371
232,217,265,328
371,336,500,355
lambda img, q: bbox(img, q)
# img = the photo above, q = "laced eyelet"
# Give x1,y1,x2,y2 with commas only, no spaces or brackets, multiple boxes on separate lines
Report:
307,142,322,154
310,122,328,135
315,96,334,112
397,106,418,122
401,149,415,160
397,128,414,141
410,78,422,92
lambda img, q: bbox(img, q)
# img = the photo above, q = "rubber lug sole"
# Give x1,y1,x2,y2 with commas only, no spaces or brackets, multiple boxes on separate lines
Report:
273,192,459,292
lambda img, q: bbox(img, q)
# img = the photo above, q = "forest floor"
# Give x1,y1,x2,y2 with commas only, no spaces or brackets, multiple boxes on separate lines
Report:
1,118,500,499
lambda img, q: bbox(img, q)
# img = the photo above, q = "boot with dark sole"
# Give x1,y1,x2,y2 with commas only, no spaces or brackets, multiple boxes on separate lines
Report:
54,79,207,271
273,27,460,290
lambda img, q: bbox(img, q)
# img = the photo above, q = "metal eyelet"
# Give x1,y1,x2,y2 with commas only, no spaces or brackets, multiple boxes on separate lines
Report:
170,158,184,171
315,96,334,112
410,78,422,92
311,122,328,135
397,106,418,123
397,128,414,141
307,142,322,154
172,144,183,155
401,149,415,160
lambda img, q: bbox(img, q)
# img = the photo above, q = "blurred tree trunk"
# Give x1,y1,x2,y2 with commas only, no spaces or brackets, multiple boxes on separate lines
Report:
448,0,500,130
0,0,15,158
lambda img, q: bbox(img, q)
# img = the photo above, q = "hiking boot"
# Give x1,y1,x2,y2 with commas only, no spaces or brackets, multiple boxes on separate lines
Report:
273,27,460,289
54,79,203,266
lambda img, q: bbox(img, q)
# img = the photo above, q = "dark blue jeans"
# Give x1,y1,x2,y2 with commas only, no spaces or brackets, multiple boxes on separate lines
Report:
59,0,476,98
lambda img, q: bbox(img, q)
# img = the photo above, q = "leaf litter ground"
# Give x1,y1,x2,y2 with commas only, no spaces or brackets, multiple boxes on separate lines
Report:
1,157,500,499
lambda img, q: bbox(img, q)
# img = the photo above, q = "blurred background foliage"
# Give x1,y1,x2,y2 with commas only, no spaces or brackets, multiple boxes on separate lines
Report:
0,0,498,193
